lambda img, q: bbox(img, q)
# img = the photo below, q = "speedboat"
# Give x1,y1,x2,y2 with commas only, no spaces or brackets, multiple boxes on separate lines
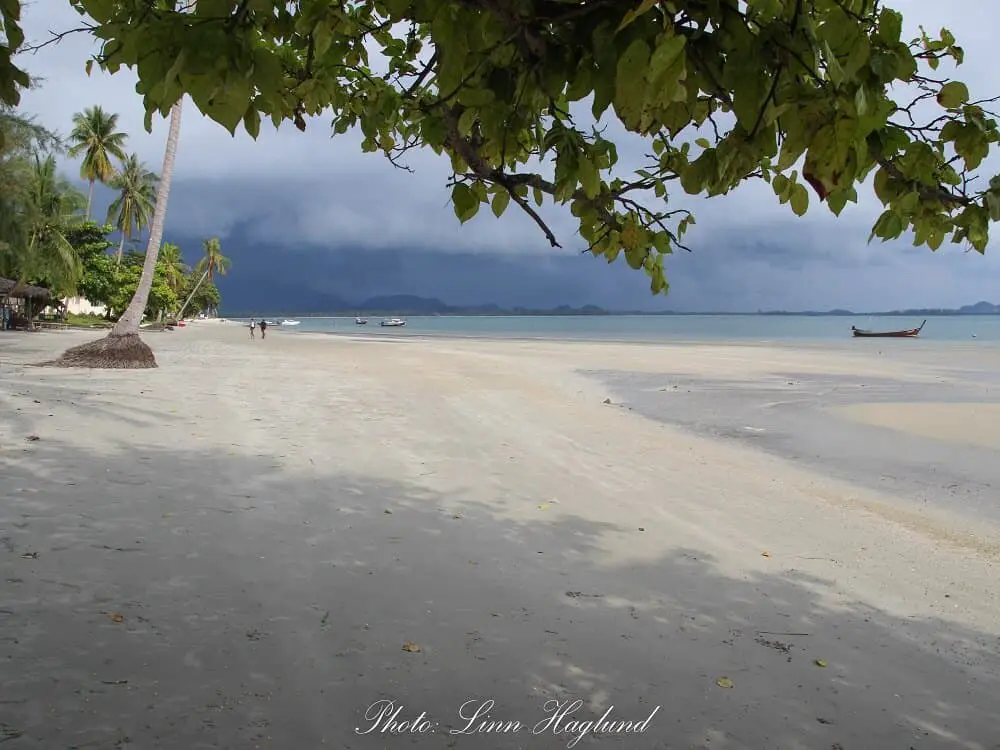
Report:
355,316,368,325
379,318,406,327
280,319,301,326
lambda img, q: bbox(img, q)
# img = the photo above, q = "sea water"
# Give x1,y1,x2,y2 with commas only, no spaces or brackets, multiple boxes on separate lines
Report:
248,314,1000,342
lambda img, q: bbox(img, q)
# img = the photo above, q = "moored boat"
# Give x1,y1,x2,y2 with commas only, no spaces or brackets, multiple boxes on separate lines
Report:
851,320,926,338
380,317,406,327
355,316,368,325
280,319,301,326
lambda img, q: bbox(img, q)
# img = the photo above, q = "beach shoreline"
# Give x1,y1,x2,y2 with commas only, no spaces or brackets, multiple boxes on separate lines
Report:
2,325,998,747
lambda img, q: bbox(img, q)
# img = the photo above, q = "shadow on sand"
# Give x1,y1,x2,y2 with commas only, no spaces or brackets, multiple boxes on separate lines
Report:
1,434,998,749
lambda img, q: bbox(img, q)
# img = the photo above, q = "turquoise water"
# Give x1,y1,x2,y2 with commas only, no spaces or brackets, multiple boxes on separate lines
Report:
257,314,1000,342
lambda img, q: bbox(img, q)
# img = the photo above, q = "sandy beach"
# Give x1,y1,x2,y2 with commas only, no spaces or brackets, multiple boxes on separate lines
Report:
1,324,998,749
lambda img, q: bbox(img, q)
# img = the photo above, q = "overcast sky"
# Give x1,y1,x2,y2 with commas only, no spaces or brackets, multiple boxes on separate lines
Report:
14,0,1000,311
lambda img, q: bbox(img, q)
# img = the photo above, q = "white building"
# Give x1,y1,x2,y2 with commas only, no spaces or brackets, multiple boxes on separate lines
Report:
64,296,107,316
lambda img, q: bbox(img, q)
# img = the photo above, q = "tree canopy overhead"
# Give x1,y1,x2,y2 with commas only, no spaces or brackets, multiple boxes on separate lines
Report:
51,0,1000,293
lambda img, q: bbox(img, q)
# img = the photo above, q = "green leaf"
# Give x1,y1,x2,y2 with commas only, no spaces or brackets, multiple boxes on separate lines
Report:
877,8,903,44
614,39,651,130
458,107,478,136
241,107,262,141
771,173,790,199
827,189,848,216
647,34,687,87
566,62,593,102
937,81,969,109
452,183,479,223
854,86,867,116
987,192,1000,221
491,189,510,217
789,184,809,216
730,62,768,130
313,23,333,57
695,137,710,149
578,155,601,199
617,0,657,32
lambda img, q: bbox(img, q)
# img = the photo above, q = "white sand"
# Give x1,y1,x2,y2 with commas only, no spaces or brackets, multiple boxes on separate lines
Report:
1,326,998,747
834,401,1000,450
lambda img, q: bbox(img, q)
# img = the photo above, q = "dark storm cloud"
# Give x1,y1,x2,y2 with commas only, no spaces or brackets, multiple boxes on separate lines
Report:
16,0,1000,311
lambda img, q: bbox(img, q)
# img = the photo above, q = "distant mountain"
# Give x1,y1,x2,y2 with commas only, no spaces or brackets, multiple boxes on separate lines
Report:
875,301,1000,316
957,301,1000,314
358,295,452,313
224,293,611,317
755,302,1000,316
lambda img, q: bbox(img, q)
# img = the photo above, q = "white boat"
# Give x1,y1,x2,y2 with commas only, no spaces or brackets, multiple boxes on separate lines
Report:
280,319,301,326
379,318,406,327
355,316,368,325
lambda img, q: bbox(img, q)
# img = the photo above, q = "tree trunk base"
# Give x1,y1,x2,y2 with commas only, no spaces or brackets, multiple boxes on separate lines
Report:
43,332,158,369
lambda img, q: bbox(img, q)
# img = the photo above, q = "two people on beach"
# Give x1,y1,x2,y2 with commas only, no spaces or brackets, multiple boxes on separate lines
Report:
248,317,267,340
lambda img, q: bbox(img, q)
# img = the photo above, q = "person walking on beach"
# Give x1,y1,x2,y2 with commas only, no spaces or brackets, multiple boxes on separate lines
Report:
259,318,268,340
249,318,256,340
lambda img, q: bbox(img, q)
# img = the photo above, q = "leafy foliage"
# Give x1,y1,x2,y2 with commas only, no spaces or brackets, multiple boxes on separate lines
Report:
73,221,121,308
0,4,30,113
0,111,85,296
18,154,86,296
64,0,1000,293
158,241,189,293
83,247,179,318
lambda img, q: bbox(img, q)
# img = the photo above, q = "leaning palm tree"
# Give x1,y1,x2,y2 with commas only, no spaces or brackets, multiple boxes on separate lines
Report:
176,237,229,319
53,99,183,368
106,153,157,265
67,106,128,220
197,237,230,281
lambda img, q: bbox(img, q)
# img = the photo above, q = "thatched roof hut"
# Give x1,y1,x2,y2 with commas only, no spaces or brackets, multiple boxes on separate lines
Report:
0,277,51,300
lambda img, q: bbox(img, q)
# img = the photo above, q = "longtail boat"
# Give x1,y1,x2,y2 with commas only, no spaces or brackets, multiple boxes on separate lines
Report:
851,320,926,338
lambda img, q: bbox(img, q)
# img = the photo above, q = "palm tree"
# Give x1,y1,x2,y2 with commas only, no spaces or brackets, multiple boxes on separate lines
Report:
0,153,85,326
67,106,128,220
0,106,61,270
106,153,157,265
176,237,229,319
55,99,183,368
20,154,85,296
197,237,230,282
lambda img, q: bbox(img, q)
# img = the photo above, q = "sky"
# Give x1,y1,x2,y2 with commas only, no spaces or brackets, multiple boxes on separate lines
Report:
14,0,1000,312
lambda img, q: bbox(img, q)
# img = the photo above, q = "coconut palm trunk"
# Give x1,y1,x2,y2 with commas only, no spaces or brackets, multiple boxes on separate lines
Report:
86,178,95,220
52,100,183,368
113,100,182,336
176,268,208,321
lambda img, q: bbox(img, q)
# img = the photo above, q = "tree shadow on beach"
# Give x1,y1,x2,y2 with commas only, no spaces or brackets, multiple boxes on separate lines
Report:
1,434,998,750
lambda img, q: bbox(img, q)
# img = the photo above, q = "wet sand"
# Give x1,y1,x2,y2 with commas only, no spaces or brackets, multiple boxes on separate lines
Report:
1,326,998,749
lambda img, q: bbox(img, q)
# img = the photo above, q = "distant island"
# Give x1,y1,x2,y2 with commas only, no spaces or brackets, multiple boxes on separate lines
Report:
226,295,1000,318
